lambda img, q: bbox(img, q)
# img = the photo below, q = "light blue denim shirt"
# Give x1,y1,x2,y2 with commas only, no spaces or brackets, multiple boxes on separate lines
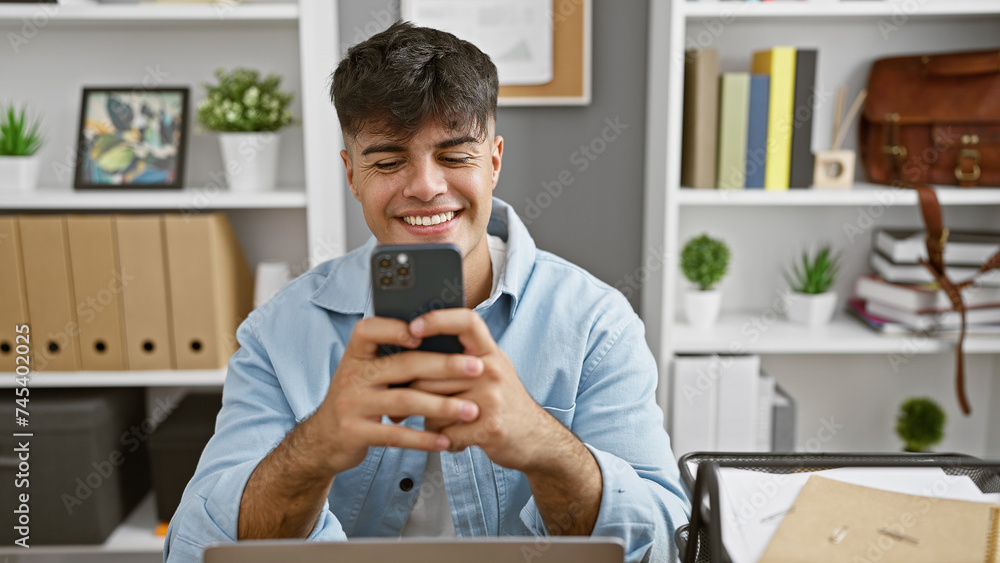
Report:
164,198,690,562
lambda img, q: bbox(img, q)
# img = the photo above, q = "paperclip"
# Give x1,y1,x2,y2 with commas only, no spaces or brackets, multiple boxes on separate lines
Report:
760,505,796,523
878,527,921,545
829,525,849,544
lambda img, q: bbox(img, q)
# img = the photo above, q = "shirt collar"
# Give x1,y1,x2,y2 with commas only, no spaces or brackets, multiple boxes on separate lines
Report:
309,197,536,319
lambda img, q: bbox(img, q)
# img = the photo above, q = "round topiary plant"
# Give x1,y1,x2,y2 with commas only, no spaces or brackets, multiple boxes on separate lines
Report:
681,234,730,291
895,397,946,453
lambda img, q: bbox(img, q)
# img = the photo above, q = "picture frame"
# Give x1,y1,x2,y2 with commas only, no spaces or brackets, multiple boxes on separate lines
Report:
74,87,189,190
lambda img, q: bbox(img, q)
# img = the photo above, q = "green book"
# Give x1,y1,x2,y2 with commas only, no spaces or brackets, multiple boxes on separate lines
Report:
716,73,751,189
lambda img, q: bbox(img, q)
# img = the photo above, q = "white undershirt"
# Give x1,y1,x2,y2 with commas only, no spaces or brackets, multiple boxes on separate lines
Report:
400,234,507,537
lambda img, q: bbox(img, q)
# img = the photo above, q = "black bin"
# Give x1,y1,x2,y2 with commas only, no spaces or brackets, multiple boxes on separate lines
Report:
148,392,221,523
0,387,150,545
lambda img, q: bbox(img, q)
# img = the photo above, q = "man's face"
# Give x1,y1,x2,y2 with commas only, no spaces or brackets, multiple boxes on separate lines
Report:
341,120,503,259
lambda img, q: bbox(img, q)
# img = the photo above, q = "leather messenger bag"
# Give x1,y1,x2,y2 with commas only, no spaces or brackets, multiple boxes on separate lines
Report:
860,48,1000,187
860,48,1000,415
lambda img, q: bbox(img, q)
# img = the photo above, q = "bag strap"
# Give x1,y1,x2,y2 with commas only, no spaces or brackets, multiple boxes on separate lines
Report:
910,184,1000,416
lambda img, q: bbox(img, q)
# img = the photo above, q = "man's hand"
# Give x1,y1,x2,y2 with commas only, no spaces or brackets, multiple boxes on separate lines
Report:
407,309,603,536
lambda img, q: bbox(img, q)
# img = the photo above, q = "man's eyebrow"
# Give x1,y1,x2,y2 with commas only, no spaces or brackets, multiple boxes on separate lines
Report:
360,142,406,157
358,135,478,157
435,135,479,149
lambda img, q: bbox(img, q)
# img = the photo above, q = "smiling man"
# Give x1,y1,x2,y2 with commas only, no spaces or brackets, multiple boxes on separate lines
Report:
164,21,689,563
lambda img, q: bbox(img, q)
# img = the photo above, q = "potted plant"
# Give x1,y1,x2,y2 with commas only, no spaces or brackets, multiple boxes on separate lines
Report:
895,397,946,452
680,234,730,328
784,244,840,325
0,103,44,192
197,67,294,191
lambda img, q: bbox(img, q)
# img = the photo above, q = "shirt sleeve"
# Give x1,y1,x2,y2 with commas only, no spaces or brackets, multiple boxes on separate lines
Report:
163,313,348,562
518,313,691,563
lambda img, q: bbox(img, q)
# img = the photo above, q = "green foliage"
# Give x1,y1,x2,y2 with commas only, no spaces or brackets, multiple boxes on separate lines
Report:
197,68,294,132
895,397,946,453
0,103,44,156
681,234,731,291
785,244,840,294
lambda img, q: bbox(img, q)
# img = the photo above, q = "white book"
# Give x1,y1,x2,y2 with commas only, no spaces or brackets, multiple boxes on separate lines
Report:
671,355,720,457
854,274,1000,313
870,253,1000,287
755,373,776,453
715,354,761,451
875,228,1000,266
866,300,1000,330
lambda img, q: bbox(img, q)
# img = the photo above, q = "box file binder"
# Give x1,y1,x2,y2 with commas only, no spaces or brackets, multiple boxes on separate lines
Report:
116,215,175,370
163,213,253,369
0,217,29,372
17,216,82,372
66,215,127,371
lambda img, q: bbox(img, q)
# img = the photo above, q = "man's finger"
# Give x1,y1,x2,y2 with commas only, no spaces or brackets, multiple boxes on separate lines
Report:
409,378,477,396
345,316,419,359
360,388,480,422
410,309,495,356
358,422,452,452
366,351,483,387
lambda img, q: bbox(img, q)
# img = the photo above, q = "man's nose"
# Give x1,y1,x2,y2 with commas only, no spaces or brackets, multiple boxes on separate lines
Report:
402,159,448,201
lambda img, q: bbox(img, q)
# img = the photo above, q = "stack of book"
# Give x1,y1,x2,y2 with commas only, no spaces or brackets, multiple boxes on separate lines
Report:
681,46,817,190
848,228,1000,334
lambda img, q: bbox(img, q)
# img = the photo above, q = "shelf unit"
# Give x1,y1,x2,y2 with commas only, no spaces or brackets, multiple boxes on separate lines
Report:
0,1,344,556
643,0,1000,456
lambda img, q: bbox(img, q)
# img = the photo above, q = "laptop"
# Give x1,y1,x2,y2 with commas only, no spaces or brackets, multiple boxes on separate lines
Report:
204,536,626,563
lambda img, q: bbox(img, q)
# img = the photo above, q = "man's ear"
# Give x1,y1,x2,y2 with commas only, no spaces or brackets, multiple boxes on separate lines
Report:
491,135,503,191
340,149,360,201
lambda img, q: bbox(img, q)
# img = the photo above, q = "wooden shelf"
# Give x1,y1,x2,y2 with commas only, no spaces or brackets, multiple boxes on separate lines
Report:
0,369,225,388
0,185,307,210
672,311,1000,355
676,184,1000,206
0,2,298,23
683,0,1000,20
0,492,163,555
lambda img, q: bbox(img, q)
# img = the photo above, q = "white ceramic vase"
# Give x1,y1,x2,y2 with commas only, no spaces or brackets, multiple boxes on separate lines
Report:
785,292,838,325
218,131,280,192
0,155,41,192
683,289,722,328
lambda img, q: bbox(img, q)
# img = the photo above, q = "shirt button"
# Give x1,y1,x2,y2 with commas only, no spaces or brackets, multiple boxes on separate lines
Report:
399,478,414,492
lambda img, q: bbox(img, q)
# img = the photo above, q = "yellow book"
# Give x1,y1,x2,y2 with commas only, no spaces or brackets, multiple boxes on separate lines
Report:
752,47,796,191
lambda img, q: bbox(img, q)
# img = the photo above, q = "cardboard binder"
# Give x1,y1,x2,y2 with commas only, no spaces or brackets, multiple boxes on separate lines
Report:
18,216,82,372
116,215,175,370
163,213,253,369
0,217,30,372
66,215,127,371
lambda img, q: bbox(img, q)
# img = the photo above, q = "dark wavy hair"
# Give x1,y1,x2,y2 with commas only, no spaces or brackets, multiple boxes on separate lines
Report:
330,21,499,144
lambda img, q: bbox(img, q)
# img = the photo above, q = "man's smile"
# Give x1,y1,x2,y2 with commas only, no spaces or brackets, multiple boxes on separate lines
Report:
401,210,457,226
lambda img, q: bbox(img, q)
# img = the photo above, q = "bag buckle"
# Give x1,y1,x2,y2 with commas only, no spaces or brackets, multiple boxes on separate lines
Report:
955,134,981,183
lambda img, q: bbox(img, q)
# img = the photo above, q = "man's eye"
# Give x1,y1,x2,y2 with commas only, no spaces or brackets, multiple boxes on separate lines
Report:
374,161,402,170
442,156,471,164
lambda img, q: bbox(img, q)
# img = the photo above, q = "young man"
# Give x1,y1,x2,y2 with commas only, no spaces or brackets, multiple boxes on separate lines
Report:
165,22,689,562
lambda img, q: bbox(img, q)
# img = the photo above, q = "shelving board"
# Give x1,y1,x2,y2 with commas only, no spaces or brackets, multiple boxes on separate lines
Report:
0,492,163,555
683,0,1000,20
675,185,1000,206
672,311,1000,355
0,185,307,210
0,369,226,388
0,2,298,23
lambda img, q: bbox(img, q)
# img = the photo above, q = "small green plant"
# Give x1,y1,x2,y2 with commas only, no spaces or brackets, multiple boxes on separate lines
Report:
895,397,946,453
786,244,840,294
197,68,294,132
0,103,44,156
681,234,730,291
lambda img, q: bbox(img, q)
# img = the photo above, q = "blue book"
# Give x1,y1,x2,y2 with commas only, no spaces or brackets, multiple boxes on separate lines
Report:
745,74,770,189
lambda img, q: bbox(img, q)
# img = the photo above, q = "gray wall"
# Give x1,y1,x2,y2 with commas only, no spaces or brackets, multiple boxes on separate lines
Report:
338,0,650,311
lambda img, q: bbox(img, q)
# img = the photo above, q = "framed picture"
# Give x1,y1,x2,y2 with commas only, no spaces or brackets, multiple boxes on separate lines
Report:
74,87,189,190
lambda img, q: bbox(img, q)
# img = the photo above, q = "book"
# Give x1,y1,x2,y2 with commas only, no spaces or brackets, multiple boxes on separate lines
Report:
744,74,770,189
865,300,1000,330
870,252,1000,287
755,372,776,452
855,274,1000,313
875,228,1000,266
788,49,816,188
716,73,751,189
681,48,719,189
715,354,761,451
847,298,1000,335
751,46,796,191
671,355,720,455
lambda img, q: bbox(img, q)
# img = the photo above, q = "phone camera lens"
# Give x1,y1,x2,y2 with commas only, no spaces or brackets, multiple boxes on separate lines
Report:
378,257,392,269
397,266,409,276
380,275,393,286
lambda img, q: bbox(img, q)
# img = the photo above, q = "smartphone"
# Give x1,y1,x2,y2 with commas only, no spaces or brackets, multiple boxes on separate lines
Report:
371,243,465,357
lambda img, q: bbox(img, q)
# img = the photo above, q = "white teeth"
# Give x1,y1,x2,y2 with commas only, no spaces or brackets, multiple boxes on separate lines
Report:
403,211,455,226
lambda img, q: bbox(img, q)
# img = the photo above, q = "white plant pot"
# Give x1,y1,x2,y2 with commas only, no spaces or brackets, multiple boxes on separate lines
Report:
785,291,838,325
218,131,280,192
0,155,41,192
683,289,722,328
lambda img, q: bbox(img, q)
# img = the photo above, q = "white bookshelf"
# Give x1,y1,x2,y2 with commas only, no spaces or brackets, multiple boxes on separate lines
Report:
642,0,1000,456
0,369,225,388
0,3,298,23
0,185,307,210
